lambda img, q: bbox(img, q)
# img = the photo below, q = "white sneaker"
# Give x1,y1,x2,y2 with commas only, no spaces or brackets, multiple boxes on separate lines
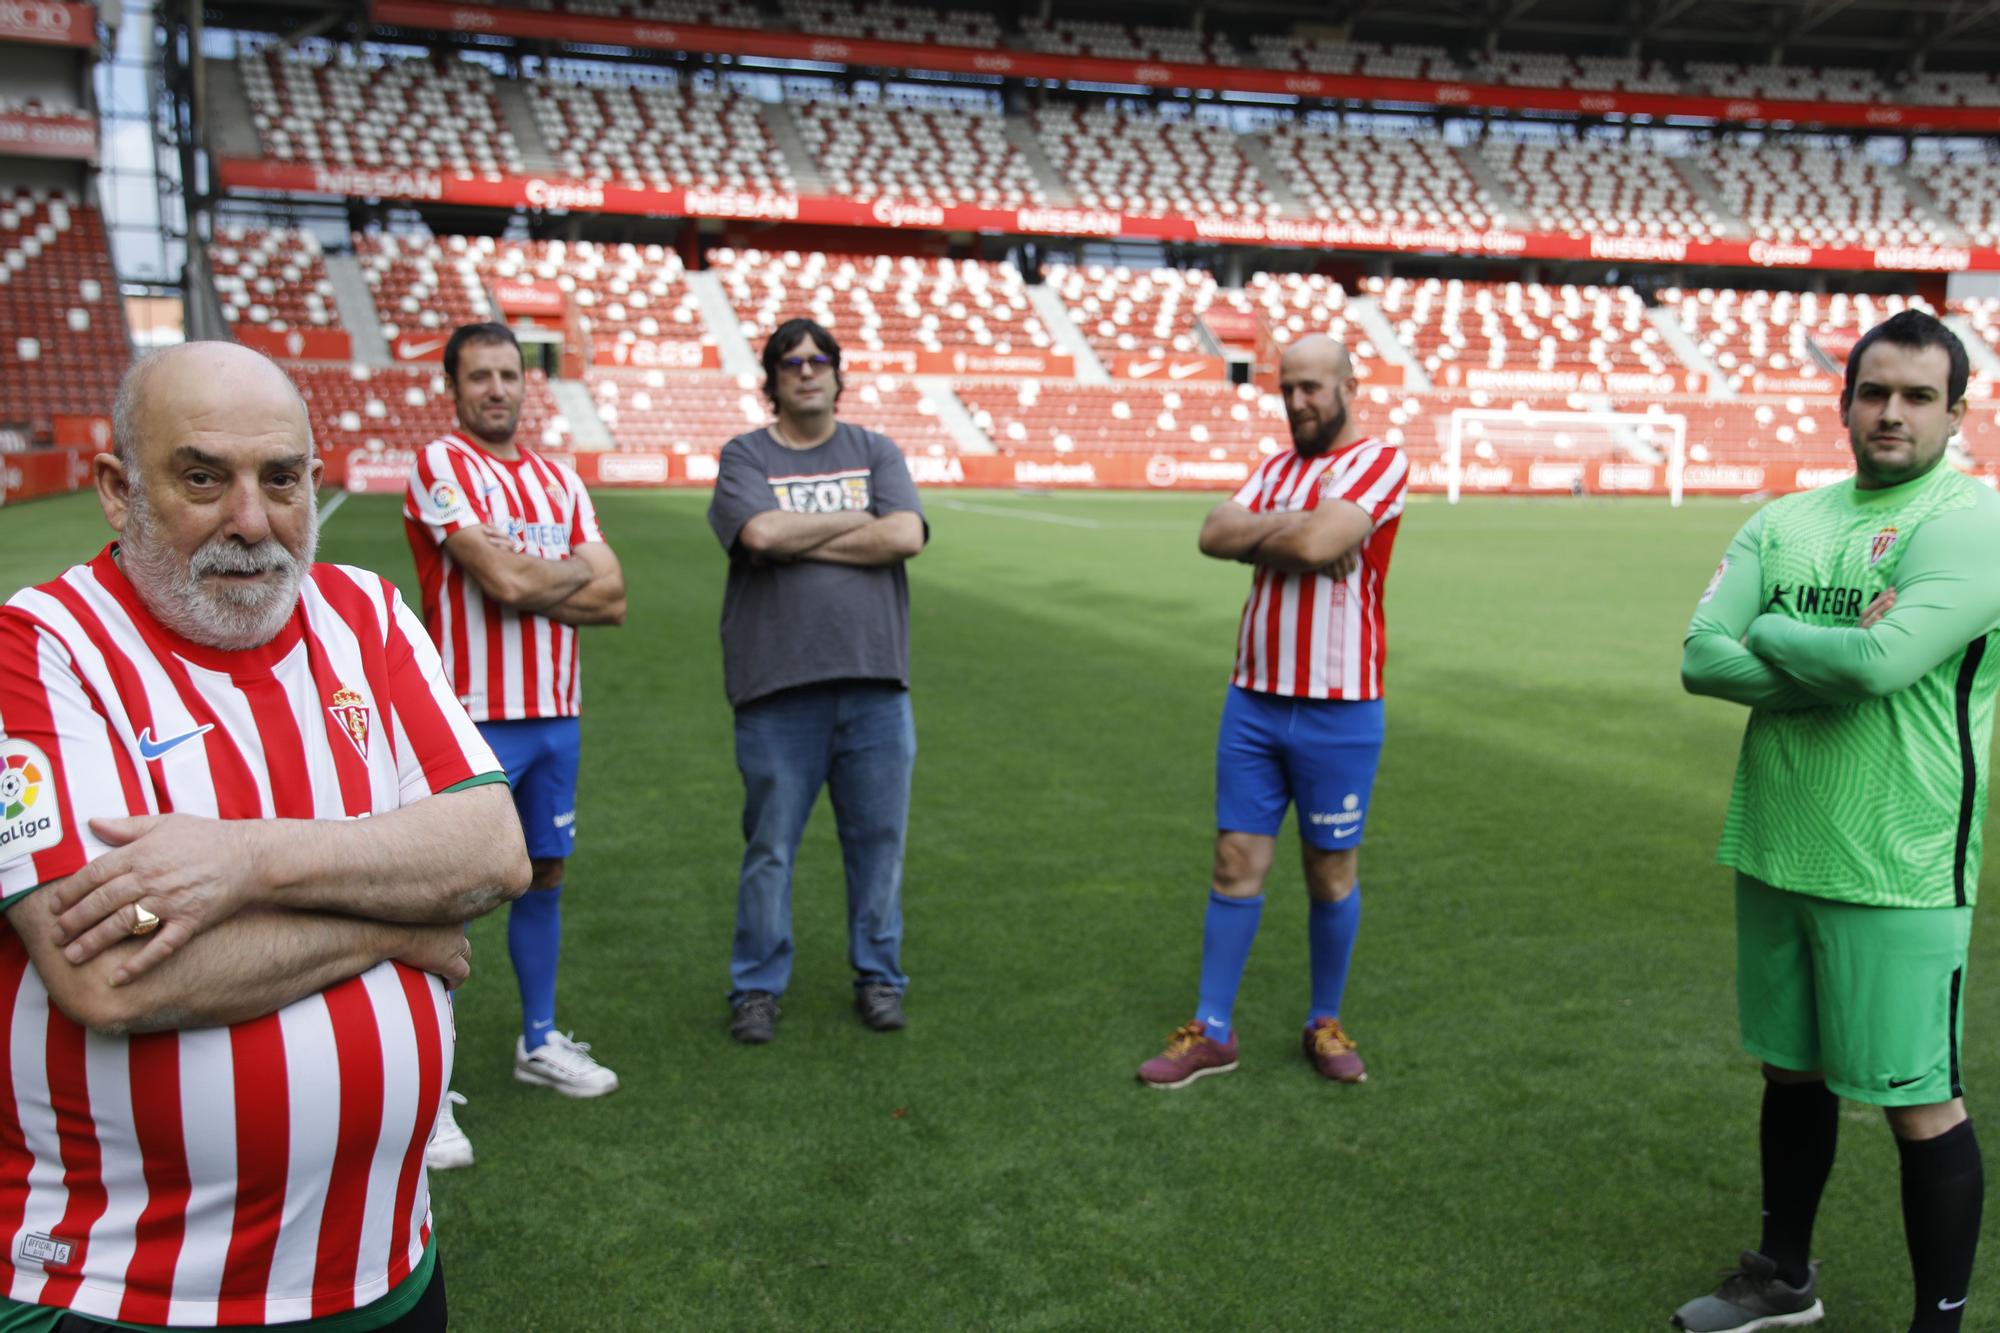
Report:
424,1091,474,1171
514,1031,619,1098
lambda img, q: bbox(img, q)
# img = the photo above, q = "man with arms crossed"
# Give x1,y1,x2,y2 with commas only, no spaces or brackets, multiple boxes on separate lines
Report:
0,342,527,1328
707,318,926,1045
1138,333,1409,1089
405,323,627,1168
1678,310,2000,1333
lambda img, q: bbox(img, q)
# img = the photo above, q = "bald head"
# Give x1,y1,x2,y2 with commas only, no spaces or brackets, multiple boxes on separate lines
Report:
113,341,313,476
1278,334,1358,457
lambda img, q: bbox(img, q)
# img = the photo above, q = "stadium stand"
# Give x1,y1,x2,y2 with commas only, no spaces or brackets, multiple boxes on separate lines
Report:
1685,62,1886,101
1247,34,1460,78
1899,70,2000,106
551,0,763,22
479,239,711,359
1016,18,1243,64
1699,142,1949,247
1474,52,1680,92
1480,139,1725,241
1046,262,1254,360
1368,278,1677,381
238,47,525,179
957,380,1287,456
0,192,127,444
1035,106,1277,219
790,97,1043,208
1909,152,2000,246
709,248,1051,355
291,363,572,451
588,368,956,452
209,227,344,337
1242,273,1375,360
1262,124,1498,229
354,233,494,352
528,77,791,194
776,0,1001,45
1655,286,1831,393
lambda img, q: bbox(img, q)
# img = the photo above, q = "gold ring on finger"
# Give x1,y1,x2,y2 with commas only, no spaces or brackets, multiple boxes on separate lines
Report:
130,904,161,937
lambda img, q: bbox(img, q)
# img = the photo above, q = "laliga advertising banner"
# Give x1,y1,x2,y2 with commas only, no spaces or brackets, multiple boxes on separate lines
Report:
213,159,2000,275
592,340,721,370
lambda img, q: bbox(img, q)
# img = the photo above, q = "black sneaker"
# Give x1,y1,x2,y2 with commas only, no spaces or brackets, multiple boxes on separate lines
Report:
730,991,780,1044
1671,1251,1823,1331
855,982,906,1032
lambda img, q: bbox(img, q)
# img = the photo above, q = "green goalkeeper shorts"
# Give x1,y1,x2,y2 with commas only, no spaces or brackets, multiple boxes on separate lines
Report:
1736,872,1972,1107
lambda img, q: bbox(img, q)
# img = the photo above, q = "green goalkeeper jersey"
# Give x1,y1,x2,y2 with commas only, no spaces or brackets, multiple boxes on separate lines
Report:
1683,459,2000,908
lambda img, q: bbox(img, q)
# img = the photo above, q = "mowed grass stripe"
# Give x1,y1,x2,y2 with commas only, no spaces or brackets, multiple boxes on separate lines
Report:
1,490,1992,1329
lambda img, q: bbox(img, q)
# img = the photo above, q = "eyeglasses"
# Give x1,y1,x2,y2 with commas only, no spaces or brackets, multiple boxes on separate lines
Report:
778,354,832,375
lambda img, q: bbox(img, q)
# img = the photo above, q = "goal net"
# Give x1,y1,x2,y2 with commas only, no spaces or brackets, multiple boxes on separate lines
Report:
1442,407,1687,506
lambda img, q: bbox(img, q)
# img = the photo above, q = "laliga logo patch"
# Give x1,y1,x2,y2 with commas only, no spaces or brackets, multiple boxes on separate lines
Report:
1870,526,1899,566
1698,556,1728,605
327,686,372,761
428,479,463,514
0,739,62,865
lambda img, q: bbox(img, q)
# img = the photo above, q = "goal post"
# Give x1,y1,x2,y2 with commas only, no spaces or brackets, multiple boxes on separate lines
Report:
1443,407,1687,506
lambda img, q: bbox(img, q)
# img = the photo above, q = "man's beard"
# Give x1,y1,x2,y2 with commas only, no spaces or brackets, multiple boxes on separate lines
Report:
1292,401,1347,457
461,402,520,445
121,484,317,650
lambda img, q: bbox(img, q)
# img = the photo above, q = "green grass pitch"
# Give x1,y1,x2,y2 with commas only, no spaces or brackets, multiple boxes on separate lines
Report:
3,488,1996,1330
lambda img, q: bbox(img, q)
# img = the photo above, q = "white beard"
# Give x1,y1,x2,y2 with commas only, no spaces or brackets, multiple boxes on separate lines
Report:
120,485,318,650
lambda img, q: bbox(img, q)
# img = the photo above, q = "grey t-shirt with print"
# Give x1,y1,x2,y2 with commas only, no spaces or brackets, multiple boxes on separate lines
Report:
707,422,927,708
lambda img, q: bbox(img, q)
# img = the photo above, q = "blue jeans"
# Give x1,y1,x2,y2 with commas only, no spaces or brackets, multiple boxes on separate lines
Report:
731,683,915,1003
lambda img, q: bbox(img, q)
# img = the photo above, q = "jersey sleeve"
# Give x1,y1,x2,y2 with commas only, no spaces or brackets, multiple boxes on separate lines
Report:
0,611,134,905
1323,444,1408,526
406,444,485,541
1681,511,1823,711
868,433,926,530
565,467,605,547
707,438,779,555
1746,500,2000,702
378,581,504,804
1230,460,1267,509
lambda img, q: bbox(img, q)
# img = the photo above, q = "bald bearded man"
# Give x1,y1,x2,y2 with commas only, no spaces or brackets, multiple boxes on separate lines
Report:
1137,336,1412,1090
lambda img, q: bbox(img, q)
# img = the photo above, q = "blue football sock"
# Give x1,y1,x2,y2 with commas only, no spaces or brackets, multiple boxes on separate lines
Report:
508,885,563,1052
1307,888,1361,1025
1195,890,1263,1045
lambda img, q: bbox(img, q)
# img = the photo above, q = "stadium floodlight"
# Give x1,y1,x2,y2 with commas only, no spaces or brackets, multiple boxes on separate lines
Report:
1443,407,1687,506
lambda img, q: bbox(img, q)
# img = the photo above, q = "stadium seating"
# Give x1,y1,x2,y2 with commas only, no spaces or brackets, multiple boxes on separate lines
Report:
1368,278,1676,380
1605,393,1851,466
1262,124,1497,229
1685,62,1884,102
1016,18,1242,64
1899,71,2000,106
550,0,762,22
0,191,128,444
354,233,494,351
1046,263,1252,360
1481,139,1724,241
290,363,571,451
528,78,790,194
209,227,345,337
1699,142,1949,247
775,0,1000,45
957,380,1287,456
238,47,524,179
477,239,711,357
589,368,956,452
1242,273,1376,360
1036,106,1276,219
709,248,1050,354
1655,286,1830,393
1475,52,1680,92
1910,154,2000,245
790,97,1042,208
1949,298,2000,361
1247,35,1459,79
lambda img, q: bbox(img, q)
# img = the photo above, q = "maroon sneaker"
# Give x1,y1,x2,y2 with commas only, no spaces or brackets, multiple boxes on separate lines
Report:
1137,1022,1239,1089
1302,1017,1367,1083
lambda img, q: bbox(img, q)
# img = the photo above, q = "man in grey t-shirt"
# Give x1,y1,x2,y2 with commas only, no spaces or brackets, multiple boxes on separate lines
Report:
707,317,928,1044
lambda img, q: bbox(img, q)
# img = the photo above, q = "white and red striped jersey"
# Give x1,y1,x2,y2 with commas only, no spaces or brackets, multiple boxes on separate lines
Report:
1229,437,1409,700
0,546,501,1326
403,432,605,723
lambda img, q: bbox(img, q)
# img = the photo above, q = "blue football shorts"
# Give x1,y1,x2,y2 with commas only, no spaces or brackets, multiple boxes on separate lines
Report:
1214,685,1385,851
476,717,580,861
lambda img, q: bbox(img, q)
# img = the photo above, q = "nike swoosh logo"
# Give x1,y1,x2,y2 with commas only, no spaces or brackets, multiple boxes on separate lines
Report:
137,724,214,761
396,337,447,359
1941,1297,1967,1311
1888,1075,1927,1088
1328,825,1360,840
1127,360,1162,377
1169,361,1206,378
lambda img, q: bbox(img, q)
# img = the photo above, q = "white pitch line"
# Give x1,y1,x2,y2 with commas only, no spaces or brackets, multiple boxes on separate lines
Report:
318,491,349,522
933,497,1101,528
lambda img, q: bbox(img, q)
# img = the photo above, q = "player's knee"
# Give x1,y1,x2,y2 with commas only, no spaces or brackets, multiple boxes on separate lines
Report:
1886,1098,1967,1142
528,858,566,891
1303,849,1358,901
1211,843,1269,897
